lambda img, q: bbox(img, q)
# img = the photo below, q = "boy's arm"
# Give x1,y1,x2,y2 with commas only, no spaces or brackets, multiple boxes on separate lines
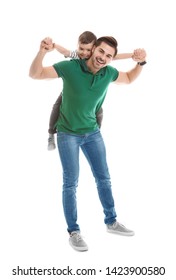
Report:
54,43,71,57
114,48,146,61
113,53,133,60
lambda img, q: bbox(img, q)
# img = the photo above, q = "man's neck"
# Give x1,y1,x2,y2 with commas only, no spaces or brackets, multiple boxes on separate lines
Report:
86,59,98,74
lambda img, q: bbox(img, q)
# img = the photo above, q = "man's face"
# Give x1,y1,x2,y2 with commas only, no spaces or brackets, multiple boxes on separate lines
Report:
90,42,115,70
77,42,94,59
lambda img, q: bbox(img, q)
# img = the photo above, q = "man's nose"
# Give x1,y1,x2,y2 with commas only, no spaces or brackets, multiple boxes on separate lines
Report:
100,53,106,60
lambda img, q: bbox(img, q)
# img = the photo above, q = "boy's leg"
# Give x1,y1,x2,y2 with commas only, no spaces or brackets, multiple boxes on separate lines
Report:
96,107,103,128
48,93,62,150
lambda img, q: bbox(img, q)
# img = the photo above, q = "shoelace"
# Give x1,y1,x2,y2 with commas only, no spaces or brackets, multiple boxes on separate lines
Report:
48,137,54,142
70,232,83,241
112,221,125,228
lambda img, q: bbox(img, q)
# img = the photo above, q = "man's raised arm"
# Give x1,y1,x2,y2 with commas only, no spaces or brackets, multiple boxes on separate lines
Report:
115,48,147,84
29,37,58,80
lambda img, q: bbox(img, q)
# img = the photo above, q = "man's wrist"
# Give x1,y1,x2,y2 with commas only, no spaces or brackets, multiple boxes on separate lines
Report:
137,61,147,66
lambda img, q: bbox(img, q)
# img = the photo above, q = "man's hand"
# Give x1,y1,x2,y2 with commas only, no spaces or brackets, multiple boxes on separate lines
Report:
132,48,147,62
40,37,55,52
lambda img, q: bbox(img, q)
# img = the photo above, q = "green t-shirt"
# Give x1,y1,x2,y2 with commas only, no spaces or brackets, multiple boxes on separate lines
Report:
53,59,119,134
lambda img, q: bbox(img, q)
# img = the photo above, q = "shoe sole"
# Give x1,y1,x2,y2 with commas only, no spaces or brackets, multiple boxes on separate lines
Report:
69,240,88,252
47,146,56,151
107,229,135,236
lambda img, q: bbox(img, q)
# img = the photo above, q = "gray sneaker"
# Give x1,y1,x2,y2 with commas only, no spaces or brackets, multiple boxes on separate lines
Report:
107,221,135,236
48,134,56,151
69,231,88,251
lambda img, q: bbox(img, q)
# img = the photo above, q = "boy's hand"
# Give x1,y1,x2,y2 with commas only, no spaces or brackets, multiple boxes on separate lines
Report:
40,37,55,52
132,48,147,62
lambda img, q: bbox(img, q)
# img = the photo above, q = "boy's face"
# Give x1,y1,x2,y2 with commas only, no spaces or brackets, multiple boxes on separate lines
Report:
77,42,94,59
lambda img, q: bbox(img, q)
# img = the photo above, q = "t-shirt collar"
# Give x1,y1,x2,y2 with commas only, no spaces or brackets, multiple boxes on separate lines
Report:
80,59,106,76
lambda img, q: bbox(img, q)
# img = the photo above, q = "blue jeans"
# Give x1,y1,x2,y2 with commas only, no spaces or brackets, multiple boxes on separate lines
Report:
57,129,117,233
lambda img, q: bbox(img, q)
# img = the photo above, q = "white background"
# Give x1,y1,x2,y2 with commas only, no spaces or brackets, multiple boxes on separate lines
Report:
0,0,176,279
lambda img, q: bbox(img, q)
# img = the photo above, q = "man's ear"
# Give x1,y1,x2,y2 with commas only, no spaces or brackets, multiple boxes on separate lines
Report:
92,45,96,53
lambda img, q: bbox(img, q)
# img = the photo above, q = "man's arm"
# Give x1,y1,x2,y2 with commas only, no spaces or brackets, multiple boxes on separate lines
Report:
29,38,58,80
114,48,147,84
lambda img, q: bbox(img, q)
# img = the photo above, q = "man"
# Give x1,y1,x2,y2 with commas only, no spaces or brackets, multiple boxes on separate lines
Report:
29,36,147,251
48,31,133,150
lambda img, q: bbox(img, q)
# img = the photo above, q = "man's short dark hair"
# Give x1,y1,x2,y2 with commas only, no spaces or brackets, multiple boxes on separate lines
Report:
95,36,118,57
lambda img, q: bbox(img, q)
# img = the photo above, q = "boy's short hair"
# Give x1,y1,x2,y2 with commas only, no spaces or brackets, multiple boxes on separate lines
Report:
78,31,97,44
95,36,118,57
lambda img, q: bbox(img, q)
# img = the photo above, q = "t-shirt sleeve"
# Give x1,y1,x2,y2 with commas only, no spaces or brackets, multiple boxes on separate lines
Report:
64,50,79,59
53,61,69,78
69,50,79,59
53,59,79,78
106,65,119,82
107,65,119,82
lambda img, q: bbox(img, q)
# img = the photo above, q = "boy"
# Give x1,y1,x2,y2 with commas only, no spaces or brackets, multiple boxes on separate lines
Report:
48,31,133,150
